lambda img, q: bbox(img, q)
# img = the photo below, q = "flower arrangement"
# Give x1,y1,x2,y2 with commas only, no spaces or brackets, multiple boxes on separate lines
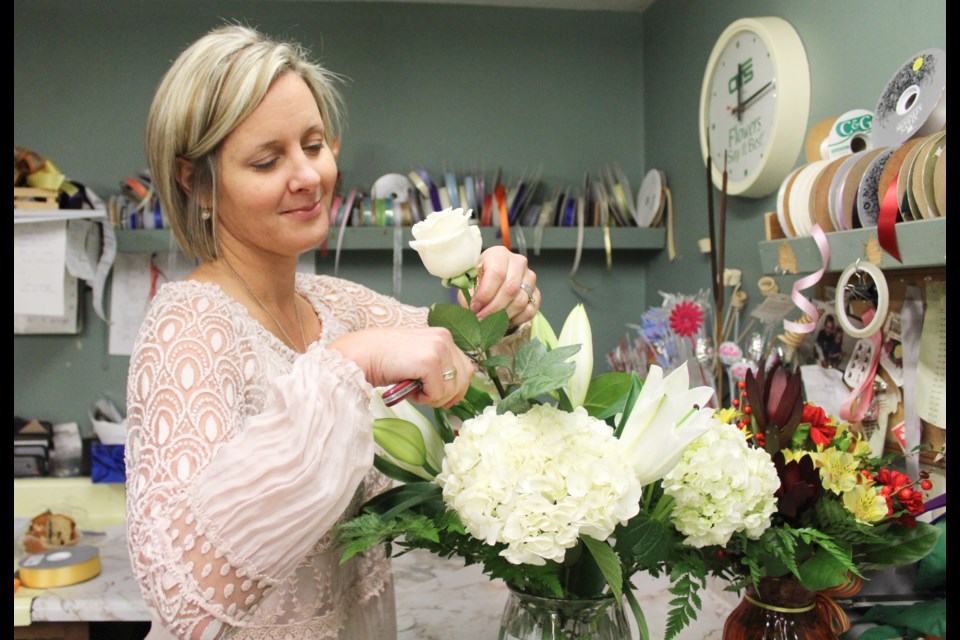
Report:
338,207,717,638
337,207,942,639
636,360,943,637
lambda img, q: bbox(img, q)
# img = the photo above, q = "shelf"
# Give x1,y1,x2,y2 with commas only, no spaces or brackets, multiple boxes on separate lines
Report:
758,218,946,275
115,226,665,254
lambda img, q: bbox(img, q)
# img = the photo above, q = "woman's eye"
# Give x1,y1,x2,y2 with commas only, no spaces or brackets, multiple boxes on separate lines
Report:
304,142,324,155
251,158,278,171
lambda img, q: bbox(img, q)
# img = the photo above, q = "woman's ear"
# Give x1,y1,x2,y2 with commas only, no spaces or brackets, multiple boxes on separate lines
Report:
175,157,194,196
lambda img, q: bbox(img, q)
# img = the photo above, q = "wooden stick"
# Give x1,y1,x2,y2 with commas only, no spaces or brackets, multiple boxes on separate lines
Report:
705,142,719,325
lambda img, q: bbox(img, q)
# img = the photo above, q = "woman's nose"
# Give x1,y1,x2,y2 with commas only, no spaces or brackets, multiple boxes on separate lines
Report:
289,151,322,192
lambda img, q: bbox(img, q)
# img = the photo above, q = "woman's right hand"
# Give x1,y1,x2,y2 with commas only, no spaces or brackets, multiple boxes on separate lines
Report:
329,327,472,408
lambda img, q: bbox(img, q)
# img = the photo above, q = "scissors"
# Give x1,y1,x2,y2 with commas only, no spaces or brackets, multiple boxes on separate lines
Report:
382,379,422,407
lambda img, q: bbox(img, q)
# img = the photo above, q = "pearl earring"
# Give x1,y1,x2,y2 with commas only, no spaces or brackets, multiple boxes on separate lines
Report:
201,207,212,221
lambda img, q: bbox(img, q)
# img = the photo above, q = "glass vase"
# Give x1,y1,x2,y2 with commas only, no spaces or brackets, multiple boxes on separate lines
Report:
498,586,631,640
722,576,837,640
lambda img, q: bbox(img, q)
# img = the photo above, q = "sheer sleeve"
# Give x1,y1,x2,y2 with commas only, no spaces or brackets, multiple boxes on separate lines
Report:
125,284,376,639
306,276,428,331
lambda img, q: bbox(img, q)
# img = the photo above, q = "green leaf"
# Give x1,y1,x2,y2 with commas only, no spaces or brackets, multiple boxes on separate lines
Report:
512,341,579,400
796,543,853,590
428,303,481,352
496,391,532,415
856,521,942,570
373,455,429,484
860,599,946,637
582,372,634,420
580,535,623,600
478,309,510,351
481,354,513,371
614,374,643,438
623,584,650,640
615,509,675,566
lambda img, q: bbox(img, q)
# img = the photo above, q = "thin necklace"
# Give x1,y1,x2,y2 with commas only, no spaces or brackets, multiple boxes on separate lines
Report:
222,259,306,353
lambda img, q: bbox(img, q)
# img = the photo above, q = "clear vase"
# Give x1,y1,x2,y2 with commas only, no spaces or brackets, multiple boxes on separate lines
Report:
722,576,837,640
498,586,632,640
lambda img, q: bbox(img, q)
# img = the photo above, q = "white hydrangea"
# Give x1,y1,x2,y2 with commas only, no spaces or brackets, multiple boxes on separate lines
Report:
662,422,780,548
437,404,642,566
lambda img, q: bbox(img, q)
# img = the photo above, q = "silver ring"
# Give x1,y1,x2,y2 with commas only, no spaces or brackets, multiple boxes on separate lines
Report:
520,282,536,306
441,368,458,381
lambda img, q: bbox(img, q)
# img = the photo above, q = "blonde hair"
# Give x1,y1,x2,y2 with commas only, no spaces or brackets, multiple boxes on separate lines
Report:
146,24,344,262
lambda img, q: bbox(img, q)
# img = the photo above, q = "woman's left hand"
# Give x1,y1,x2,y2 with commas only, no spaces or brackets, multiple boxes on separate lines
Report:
462,246,540,327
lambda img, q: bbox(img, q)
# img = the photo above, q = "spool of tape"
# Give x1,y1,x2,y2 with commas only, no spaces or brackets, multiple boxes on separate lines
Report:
897,134,928,221
19,545,101,588
836,148,885,229
875,138,923,221
856,147,896,227
821,109,875,159
372,173,414,204
777,166,803,238
635,169,664,228
933,144,946,217
912,131,947,219
789,160,830,237
812,156,847,232
829,151,867,231
872,49,947,148
835,261,889,339
806,117,836,162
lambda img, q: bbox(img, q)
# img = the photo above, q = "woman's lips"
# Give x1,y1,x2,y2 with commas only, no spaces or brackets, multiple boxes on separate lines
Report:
283,200,323,220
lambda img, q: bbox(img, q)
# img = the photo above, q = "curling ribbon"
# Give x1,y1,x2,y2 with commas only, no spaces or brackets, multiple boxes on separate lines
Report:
603,223,612,271
899,285,923,479
783,223,830,334
333,188,357,277
877,171,903,262
413,168,442,213
664,186,676,261
495,185,511,251
814,594,852,636
570,197,584,278
839,308,882,423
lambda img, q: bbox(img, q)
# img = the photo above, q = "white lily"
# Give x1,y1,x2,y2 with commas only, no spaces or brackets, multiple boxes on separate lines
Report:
618,363,717,487
370,392,446,480
558,304,593,408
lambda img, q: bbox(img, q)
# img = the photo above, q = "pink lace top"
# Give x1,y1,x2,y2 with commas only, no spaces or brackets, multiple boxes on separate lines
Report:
125,273,427,639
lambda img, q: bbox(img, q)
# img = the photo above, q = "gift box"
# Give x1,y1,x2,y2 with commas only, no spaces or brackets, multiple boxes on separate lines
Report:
90,443,125,483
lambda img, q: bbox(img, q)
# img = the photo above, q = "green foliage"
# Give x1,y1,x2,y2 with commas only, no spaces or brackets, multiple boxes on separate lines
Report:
664,561,706,640
582,372,635,421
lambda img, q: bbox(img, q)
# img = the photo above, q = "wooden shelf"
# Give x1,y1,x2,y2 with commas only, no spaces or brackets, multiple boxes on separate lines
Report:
115,226,665,254
758,218,946,275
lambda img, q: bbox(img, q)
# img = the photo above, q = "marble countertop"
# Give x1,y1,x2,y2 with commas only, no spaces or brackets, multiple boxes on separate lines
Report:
16,525,737,638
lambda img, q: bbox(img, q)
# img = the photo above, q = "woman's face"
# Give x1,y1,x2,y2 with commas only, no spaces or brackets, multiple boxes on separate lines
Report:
215,72,337,260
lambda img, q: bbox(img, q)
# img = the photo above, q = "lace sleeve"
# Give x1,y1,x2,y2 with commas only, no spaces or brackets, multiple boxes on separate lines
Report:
309,276,428,331
125,287,375,639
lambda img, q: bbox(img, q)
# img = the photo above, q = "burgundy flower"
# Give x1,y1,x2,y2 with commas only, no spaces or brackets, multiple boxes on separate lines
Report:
772,451,822,520
743,359,804,454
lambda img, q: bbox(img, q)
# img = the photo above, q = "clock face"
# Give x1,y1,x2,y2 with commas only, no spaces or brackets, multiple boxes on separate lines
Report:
706,30,776,185
699,17,810,199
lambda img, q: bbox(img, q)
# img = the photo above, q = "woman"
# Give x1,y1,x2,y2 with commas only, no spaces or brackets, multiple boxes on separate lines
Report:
125,24,540,639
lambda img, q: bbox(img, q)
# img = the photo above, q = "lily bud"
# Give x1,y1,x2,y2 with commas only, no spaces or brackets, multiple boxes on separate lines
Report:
558,304,593,408
529,311,559,350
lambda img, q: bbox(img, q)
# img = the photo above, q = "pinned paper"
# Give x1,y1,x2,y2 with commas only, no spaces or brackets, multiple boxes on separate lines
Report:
916,281,946,428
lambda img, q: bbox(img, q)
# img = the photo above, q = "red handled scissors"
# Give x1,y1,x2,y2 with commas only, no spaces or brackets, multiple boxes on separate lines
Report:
382,379,422,407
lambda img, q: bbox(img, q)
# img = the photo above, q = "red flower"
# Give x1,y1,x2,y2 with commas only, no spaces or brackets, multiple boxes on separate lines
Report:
801,404,837,446
743,359,803,454
669,301,704,338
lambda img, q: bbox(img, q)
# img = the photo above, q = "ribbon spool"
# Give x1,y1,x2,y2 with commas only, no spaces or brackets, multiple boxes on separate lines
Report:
855,147,897,227
872,48,947,149
19,545,101,588
776,167,803,238
788,160,831,237
833,148,885,230
835,260,889,339
805,117,836,162
821,109,875,159
635,169,666,227
910,131,947,220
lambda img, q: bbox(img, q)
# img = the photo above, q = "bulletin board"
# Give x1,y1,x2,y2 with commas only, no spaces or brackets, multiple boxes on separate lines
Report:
818,266,946,468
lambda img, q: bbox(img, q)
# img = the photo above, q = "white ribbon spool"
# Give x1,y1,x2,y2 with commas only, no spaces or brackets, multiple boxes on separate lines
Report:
835,261,889,339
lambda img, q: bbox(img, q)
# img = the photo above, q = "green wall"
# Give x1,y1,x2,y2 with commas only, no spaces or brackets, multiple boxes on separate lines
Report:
13,0,947,429
14,0,649,426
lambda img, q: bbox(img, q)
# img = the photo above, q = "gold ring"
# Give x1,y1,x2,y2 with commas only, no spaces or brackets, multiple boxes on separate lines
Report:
520,282,536,306
441,368,458,381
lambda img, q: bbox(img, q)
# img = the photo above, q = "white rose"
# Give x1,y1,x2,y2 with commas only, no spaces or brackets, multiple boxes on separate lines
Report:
409,207,483,280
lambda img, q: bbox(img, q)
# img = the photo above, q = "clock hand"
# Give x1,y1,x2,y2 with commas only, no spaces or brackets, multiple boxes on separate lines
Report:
736,63,744,123
731,80,775,115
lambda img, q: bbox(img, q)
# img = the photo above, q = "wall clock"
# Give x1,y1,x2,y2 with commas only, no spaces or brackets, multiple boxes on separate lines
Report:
698,17,810,198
